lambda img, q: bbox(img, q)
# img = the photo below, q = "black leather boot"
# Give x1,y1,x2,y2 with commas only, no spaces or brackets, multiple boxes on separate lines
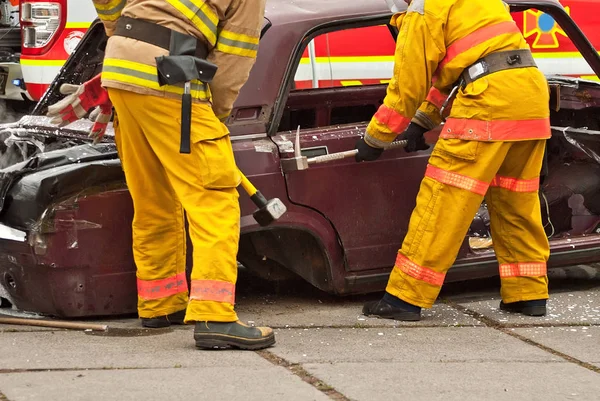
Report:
141,309,186,328
194,321,275,350
499,299,547,316
362,296,421,321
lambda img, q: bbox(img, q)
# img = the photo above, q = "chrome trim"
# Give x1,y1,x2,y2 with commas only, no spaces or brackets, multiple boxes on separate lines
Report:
231,133,268,141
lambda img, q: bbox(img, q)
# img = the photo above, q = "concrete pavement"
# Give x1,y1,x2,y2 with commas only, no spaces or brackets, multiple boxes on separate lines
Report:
1,268,599,401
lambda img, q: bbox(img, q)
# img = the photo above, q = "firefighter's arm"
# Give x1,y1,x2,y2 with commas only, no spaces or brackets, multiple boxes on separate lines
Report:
92,0,125,36
207,0,266,122
364,9,444,148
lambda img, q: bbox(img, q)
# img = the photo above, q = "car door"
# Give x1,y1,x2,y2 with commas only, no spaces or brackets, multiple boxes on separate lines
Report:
274,20,437,273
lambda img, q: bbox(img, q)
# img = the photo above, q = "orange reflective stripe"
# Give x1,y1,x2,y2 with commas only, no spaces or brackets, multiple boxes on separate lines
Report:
499,262,547,278
440,21,521,69
137,272,187,300
426,87,447,109
490,176,539,192
425,164,489,196
373,104,411,133
395,253,445,286
190,279,235,304
440,118,551,141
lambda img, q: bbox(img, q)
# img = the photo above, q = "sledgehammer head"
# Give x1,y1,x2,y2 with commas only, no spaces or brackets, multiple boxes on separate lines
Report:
251,192,287,226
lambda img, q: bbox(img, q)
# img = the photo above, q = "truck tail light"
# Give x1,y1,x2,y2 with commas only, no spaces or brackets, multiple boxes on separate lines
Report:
20,1,65,55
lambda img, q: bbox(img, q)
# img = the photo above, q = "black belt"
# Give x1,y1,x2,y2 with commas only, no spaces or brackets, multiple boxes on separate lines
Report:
459,48,537,86
114,16,209,59
440,49,538,121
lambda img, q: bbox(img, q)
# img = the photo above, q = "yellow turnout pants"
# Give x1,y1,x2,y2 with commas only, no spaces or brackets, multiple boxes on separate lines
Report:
387,138,550,308
109,88,241,322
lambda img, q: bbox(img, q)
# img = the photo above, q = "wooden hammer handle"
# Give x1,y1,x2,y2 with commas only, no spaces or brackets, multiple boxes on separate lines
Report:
0,316,108,331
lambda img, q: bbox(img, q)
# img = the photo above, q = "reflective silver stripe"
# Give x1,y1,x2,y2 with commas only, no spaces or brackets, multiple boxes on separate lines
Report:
102,65,208,94
179,0,217,37
364,133,389,149
413,110,436,130
95,0,126,16
103,65,157,82
217,37,259,51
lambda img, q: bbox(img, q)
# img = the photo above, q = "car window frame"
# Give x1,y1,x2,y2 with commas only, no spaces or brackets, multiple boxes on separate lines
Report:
268,14,396,137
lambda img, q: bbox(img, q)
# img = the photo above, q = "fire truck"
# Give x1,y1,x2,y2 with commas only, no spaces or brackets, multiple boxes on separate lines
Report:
294,1,600,88
0,0,598,104
0,0,94,105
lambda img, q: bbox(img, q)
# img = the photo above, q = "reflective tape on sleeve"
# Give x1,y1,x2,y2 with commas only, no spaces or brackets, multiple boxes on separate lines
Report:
216,30,260,58
137,272,187,300
395,253,446,287
93,0,126,21
425,164,489,196
166,0,218,45
499,262,547,278
190,280,235,304
373,104,411,134
490,176,539,192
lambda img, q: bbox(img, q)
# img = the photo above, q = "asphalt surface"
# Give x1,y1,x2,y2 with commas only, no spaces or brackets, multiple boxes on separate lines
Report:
1,264,600,401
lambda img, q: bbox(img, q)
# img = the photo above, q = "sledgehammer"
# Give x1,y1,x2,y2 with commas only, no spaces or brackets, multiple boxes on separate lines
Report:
238,171,287,226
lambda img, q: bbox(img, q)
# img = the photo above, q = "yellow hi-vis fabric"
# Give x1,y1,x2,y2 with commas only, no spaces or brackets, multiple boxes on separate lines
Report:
365,0,550,147
92,0,266,121
109,87,241,322
386,138,550,308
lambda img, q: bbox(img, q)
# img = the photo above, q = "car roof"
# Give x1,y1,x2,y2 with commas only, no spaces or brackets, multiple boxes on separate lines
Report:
262,0,565,26
263,0,392,26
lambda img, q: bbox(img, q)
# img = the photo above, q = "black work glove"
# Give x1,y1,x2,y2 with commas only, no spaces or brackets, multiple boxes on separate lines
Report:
355,138,384,162
398,122,430,153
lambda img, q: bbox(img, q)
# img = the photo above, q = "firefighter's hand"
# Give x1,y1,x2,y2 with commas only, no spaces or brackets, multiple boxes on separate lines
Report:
88,104,113,144
46,74,110,128
398,122,430,153
355,138,384,162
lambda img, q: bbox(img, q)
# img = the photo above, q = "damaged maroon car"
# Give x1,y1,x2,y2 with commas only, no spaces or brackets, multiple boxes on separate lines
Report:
1,0,600,318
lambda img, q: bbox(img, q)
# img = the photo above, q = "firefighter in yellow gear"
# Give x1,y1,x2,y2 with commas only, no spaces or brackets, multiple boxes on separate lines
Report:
357,0,551,320
47,0,275,350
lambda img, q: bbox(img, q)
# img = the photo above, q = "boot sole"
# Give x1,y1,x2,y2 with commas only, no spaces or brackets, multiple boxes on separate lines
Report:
194,333,276,350
364,312,421,322
520,306,547,316
499,304,547,317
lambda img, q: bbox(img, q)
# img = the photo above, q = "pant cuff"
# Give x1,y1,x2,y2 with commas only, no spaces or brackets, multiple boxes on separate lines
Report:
502,293,549,304
138,304,188,319
184,312,238,324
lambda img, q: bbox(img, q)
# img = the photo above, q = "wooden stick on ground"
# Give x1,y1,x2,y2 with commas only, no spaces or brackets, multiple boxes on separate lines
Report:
0,316,108,331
